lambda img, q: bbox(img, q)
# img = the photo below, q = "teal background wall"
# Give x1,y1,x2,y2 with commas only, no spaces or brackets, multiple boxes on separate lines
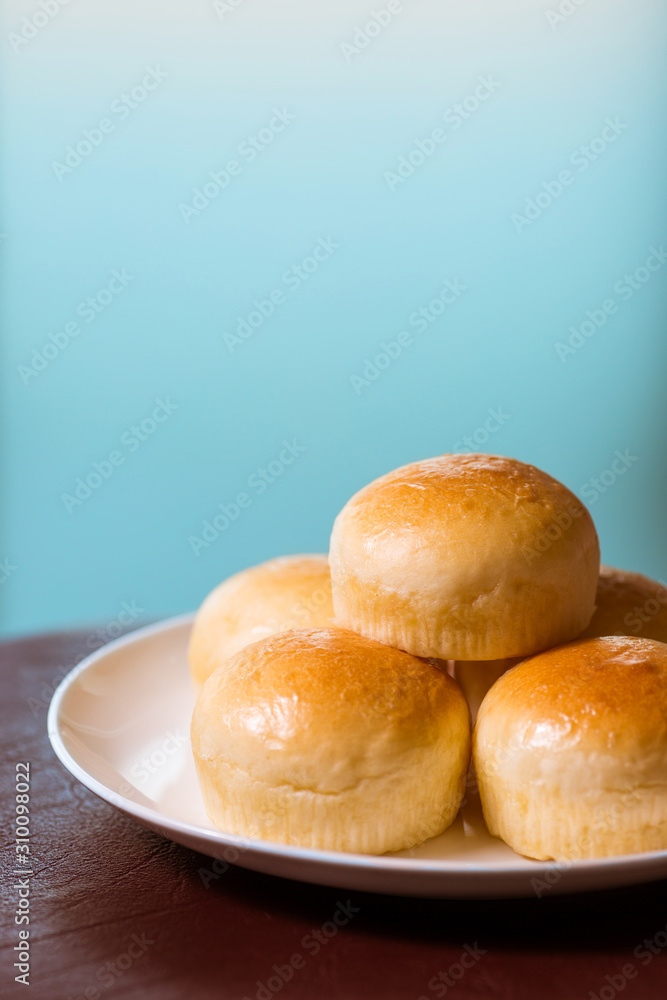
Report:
1,0,666,637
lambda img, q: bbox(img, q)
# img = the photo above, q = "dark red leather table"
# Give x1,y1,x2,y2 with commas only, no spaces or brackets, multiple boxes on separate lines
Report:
1,629,666,1000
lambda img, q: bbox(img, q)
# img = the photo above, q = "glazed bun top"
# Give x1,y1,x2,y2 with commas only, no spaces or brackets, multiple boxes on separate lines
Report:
193,627,470,795
475,635,667,766
332,453,594,569
330,453,600,659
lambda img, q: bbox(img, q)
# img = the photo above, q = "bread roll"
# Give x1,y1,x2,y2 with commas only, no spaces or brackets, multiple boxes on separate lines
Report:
330,453,600,659
192,627,471,854
189,554,333,686
455,566,667,719
579,565,667,642
473,636,667,859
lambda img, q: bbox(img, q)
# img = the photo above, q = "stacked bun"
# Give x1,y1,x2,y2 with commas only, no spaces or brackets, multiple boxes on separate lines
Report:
189,452,667,861
329,454,599,660
454,564,667,720
579,565,667,642
188,554,333,687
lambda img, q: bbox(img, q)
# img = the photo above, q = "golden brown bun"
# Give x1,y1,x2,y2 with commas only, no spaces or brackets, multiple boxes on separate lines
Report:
453,658,521,722
455,566,667,719
191,627,471,854
473,636,667,860
579,565,667,642
329,453,600,659
188,554,333,686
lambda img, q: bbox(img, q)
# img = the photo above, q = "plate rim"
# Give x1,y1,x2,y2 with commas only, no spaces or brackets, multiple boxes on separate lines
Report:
47,614,667,881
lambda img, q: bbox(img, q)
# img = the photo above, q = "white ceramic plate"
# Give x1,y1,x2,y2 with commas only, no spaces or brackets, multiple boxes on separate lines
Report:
48,616,667,898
